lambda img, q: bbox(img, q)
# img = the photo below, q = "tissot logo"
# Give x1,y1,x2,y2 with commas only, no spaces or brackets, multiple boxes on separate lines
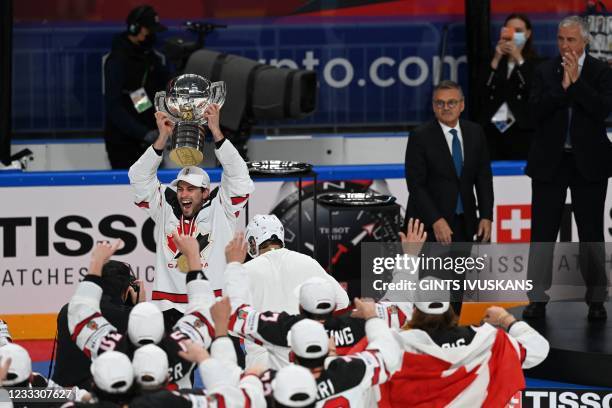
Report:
0,215,156,257
497,205,531,243
521,389,612,408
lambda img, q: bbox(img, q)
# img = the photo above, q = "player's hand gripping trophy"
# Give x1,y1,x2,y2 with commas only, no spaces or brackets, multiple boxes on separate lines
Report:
154,74,226,166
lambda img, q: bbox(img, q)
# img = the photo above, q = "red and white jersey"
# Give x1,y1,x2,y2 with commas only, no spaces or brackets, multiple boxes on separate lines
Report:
127,373,265,408
242,248,351,369
225,262,408,370
255,319,402,408
67,276,216,388
128,141,254,311
383,322,550,408
0,319,11,347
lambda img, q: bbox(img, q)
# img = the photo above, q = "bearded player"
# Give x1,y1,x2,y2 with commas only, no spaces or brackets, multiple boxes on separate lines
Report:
128,105,254,328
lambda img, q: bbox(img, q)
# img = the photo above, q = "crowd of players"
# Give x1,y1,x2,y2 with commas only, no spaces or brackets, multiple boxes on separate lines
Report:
0,109,550,407
0,218,549,407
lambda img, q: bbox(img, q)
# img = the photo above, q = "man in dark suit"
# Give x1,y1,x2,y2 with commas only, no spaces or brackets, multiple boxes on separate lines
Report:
405,80,494,245
405,81,494,314
524,16,612,321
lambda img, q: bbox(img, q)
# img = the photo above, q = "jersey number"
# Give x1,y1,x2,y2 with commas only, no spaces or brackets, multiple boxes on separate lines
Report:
99,333,123,352
260,312,280,322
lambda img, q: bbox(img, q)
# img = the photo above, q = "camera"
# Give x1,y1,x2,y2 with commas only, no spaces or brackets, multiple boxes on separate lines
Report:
162,21,227,72
162,21,318,158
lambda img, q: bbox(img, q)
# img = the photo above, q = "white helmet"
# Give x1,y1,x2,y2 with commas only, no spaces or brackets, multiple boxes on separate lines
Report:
245,214,285,258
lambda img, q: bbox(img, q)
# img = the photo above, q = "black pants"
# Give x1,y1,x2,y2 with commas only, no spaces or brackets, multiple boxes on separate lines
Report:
527,152,608,303
105,138,147,169
485,123,533,161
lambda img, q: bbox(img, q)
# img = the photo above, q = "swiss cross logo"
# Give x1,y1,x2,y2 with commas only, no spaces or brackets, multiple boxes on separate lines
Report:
497,205,531,242
506,391,522,407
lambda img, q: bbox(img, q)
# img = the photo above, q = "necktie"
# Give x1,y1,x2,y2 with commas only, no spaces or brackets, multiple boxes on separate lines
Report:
450,128,464,214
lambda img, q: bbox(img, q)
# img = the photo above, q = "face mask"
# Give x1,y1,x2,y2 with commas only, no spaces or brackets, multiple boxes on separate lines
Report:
513,32,527,48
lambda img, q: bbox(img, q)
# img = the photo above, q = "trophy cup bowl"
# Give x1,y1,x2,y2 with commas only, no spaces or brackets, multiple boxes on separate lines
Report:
155,74,226,167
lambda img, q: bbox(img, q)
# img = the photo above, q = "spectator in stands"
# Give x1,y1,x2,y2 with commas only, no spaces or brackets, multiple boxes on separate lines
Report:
103,5,170,169
381,300,549,407
52,254,144,389
480,13,541,160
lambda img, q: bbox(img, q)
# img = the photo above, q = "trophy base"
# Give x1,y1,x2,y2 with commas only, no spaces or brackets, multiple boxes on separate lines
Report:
170,146,204,167
170,122,206,167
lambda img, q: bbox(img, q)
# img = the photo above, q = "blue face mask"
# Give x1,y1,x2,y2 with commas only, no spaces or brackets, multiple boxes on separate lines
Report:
513,32,527,48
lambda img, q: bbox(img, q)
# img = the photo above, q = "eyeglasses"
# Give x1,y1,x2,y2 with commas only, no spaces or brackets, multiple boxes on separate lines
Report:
433,99,462,109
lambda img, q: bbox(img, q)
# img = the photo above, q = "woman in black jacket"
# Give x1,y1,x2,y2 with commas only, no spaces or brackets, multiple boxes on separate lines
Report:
480,14,541,160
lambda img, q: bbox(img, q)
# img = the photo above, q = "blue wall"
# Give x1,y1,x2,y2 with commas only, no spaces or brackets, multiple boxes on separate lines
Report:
12,19,561,135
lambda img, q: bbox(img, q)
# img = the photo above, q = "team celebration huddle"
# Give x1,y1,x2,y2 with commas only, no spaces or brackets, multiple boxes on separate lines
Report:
0,101,550,408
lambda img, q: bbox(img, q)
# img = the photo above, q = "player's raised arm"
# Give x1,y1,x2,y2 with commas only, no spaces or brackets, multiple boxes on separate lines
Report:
483,306,550,369
128,111,174,223
67,240,125,359
352,298,403,383
206,104,254,219
170,234,216,348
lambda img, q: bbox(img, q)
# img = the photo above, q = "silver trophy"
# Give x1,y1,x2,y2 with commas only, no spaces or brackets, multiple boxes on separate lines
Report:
155,74,226,167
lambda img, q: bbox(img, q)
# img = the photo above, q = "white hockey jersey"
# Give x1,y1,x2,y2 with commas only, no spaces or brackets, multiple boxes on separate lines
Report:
225,262,405,372
246,248,350,315
67,276,217,389
243,247,351,369
128,140,254,311
255,319,402,408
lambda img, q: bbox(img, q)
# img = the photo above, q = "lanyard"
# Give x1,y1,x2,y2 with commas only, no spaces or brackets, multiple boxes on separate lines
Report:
141,64,150,88
178,215,197,236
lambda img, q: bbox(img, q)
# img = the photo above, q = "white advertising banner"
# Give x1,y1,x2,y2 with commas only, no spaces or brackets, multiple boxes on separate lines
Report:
1,176,611,314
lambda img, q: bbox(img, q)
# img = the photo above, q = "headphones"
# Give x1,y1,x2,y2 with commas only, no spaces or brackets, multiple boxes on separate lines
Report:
127,6,149,36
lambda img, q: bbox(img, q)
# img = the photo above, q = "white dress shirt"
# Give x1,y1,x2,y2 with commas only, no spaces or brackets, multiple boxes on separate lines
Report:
438,121,464,160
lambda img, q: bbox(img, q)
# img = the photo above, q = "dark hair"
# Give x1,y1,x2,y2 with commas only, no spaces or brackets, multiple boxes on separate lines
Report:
100,260,132,301
404,307,459,333
504,13,538,59
294,354,327,369
259,237,284,251
301,308,333,321
273,399,316,408
433,80,464,98
92,382,141,405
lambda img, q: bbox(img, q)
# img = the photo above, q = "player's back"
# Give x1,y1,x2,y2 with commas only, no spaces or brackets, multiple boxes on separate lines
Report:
313,355,379,408
246,248,343,314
